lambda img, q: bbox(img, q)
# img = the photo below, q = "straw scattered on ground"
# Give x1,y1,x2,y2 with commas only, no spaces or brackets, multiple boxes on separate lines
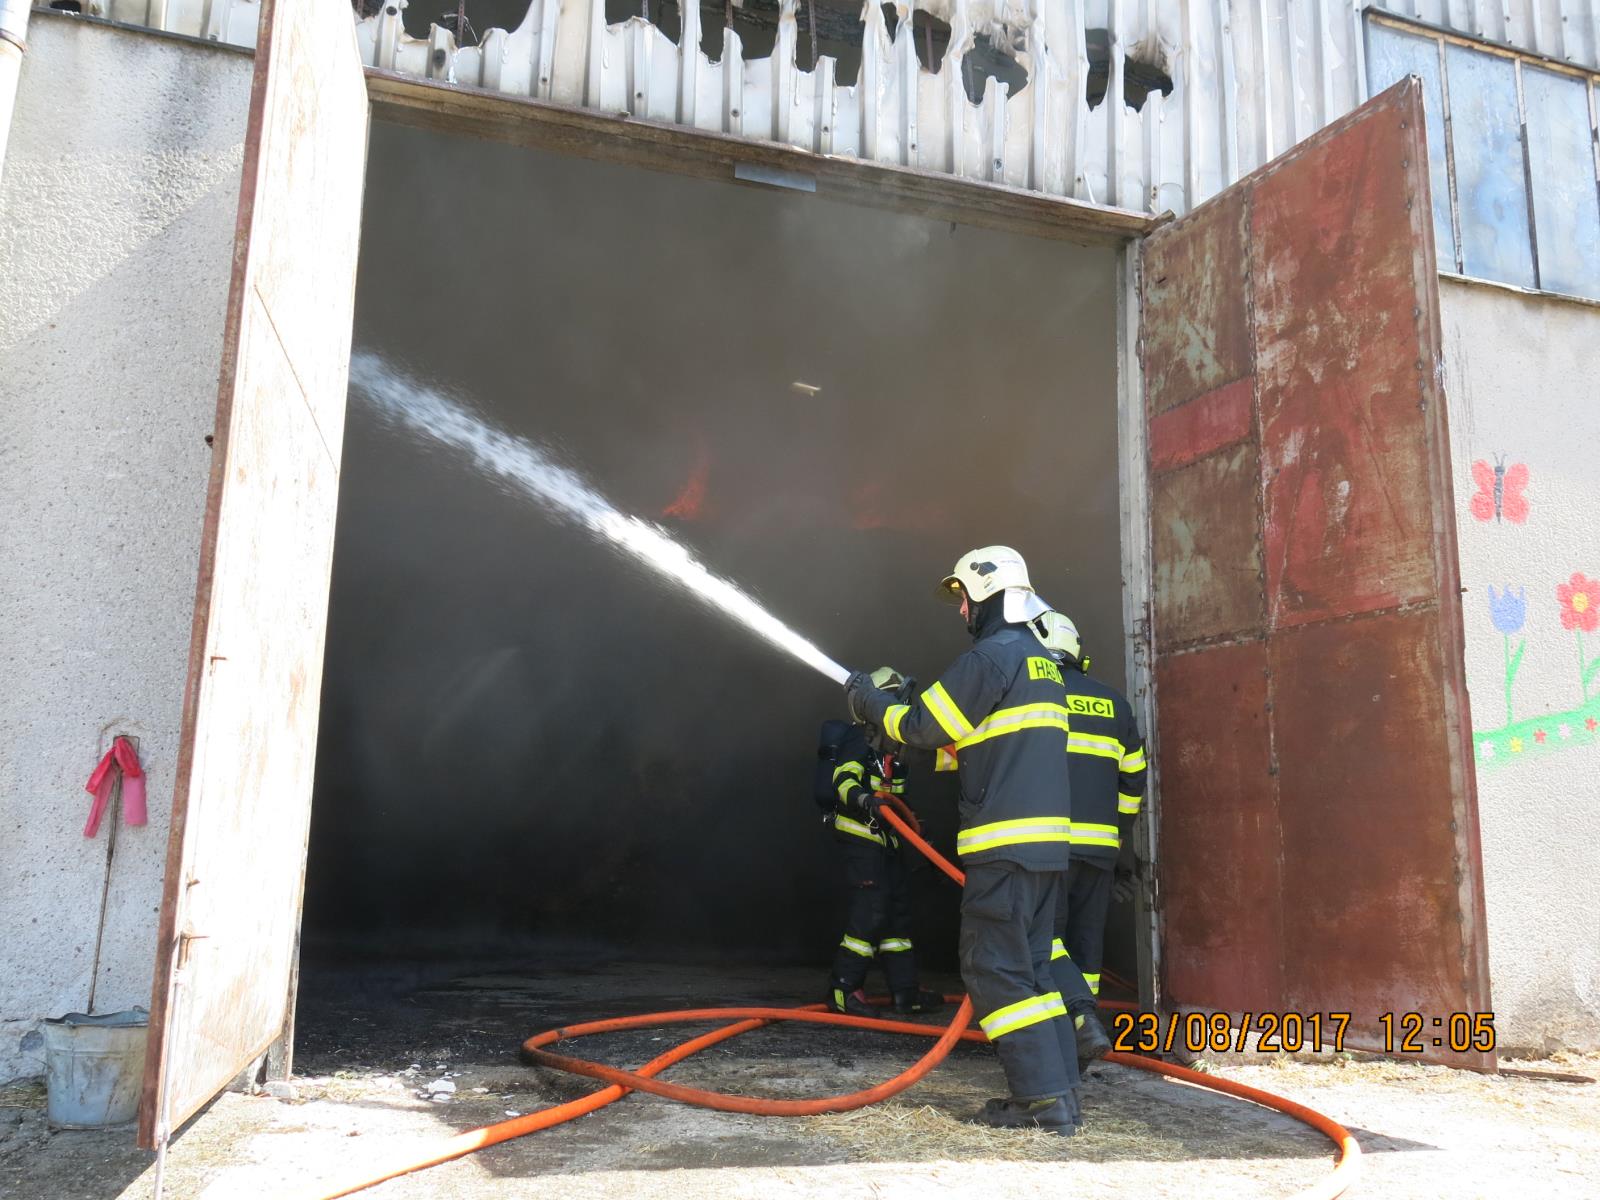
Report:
805,1102,1074,1163
0,1082,45,1109
801,1063,1247,1167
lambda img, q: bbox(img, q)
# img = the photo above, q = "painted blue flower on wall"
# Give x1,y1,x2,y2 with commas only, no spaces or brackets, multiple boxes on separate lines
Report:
1489,585,1526,634
1488,585,1527,726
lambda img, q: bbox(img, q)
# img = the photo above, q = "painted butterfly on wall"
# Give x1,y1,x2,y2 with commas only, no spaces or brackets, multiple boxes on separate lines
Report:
1470,455,1529,524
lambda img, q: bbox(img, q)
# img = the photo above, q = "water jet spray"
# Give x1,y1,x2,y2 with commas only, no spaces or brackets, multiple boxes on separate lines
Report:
349,353,851,686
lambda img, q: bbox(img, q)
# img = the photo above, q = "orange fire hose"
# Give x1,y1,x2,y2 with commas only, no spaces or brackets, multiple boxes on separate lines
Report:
300,803,1360,1200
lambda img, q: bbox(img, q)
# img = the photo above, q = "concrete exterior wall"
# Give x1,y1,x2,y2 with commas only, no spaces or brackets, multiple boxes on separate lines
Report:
1440,277,1600,1052
0,16,251,1083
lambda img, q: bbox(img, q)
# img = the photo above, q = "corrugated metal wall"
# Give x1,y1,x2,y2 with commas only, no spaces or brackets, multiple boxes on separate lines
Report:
95,0,1600,215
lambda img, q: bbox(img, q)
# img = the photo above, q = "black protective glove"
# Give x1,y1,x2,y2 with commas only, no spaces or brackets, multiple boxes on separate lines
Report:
1111,827,1140,901
1111,860,1139,904
843,669,876,725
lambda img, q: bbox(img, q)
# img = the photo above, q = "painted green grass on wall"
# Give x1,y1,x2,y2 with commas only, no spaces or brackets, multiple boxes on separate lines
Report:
1476,695,1600,768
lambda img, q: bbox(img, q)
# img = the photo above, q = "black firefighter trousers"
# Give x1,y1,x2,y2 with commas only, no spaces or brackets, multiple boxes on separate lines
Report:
1051,857,1114,1008
960,861,1080,1104
830,838,918,993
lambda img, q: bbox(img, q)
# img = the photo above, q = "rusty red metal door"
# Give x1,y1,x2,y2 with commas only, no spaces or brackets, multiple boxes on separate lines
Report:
1140,78,1493,1068
137,0,369,1147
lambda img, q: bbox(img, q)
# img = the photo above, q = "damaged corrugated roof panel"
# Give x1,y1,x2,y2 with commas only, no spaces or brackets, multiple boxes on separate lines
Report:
90,0,1600,218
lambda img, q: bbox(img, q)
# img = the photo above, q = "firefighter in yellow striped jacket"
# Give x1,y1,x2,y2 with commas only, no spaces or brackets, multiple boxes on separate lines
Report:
821,676,945,1021
1033,610,1146,1057
845,546,1081,1136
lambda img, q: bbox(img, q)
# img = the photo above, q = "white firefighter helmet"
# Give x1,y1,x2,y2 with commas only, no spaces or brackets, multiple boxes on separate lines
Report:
1030,610,1082,663
940,546,1050,624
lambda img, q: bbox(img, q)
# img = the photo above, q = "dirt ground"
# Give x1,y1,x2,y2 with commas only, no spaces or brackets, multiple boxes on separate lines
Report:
3,961,1597,1200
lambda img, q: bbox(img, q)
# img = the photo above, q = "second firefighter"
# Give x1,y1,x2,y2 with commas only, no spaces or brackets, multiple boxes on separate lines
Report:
817,667,944,1019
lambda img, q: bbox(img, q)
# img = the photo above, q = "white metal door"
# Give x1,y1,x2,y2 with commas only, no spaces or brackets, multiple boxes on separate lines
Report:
138,0,369,1147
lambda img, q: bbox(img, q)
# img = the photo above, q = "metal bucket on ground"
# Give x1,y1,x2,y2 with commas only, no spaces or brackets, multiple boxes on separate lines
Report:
40,1008,148,1128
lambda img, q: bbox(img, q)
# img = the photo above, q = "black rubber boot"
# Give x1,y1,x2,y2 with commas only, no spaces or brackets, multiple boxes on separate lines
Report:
1072,1003,1112,1064
892,987,945,1015
970,1095,1079,1136
827,982,882,1019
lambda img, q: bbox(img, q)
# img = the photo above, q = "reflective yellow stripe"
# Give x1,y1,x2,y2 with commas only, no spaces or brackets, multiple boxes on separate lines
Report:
1118,792,1142,814
1122,748,1146,771
956,816,1073,856
1068,732,1123,760
955,703,1071,750
884,704,910,742
835,762,864,803
922,682,975,742
1050,938,1068,962
1072,822,1120,848
839,935,874,958
1084,973,1101,996
833,815,886,846
878,938,913,953
934,745,958,772
979,991,1068,1039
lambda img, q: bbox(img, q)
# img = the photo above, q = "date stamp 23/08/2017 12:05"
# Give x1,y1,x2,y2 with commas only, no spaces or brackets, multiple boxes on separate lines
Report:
1109,1011,1498,1056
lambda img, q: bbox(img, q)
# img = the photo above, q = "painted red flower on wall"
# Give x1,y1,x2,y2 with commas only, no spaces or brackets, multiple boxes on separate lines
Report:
1557,573,1600,633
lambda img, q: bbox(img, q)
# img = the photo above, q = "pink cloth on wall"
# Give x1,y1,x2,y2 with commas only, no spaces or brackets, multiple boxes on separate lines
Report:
84,737,146,837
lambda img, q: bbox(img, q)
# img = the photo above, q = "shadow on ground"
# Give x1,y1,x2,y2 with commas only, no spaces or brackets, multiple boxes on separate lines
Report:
284,959,1377,1178
1,961,1456,1200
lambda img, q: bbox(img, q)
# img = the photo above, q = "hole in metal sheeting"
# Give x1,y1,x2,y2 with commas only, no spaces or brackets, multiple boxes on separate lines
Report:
726,0,874,84
379,0,982,90
604,0,645,26
604,0,887,87
960,32,1028,104
1124,53,1174,109
1085,28,1174,111
911,10,951,74
435,10,479,45
383,0,501,42
376,0,1081,98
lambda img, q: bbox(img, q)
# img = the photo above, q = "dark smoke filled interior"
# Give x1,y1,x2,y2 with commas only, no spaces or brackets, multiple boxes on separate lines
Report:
303,119,1125,975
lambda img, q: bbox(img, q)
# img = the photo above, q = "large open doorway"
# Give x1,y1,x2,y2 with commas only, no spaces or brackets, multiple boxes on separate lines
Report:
292,117,1134,1066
